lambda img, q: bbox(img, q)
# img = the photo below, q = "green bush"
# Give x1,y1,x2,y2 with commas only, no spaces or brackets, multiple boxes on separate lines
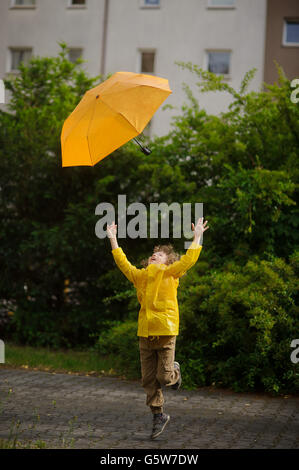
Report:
95,321,140,379
176,250,299,395
6,307,108,349
5,309,63,349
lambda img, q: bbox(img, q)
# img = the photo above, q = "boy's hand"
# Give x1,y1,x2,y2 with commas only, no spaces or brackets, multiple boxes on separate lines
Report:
107,221,117,239
192,217,209,243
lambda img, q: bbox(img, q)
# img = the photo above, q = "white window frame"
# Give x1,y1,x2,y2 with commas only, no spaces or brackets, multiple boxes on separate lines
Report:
282,19,299,47
8,47,33,73
67,0,87,9
207,0,236,9
204,49,232,78
137,49,156,75
10,0,36,9
139,0,161,10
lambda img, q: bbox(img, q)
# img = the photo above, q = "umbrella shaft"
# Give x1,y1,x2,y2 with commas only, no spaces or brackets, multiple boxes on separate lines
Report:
133,137,143,149
133,137,152,155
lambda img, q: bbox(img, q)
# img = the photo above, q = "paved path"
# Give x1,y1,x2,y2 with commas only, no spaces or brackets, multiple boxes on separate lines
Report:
0,368,298,449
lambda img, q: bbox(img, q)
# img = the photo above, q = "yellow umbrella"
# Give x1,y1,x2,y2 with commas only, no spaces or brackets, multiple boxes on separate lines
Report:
61,71,172,167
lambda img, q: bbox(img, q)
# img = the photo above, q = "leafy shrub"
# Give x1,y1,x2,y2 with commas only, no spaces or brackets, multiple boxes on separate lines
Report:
94,321,140,378
5,307,106,349
176,250,299,394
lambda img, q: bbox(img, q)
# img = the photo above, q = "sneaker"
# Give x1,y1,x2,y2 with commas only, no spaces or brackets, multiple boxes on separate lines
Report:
171,361,182,390
151,413,170,439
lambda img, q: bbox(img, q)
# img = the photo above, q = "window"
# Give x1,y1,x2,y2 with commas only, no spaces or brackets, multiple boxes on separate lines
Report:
207,0,235,8
10,48,32,71
68,48,83,63
140,0,160,9
68,0,86,7
283,20,299,46
206,51,231,75
138,50,156,135
11,0,36,6
140,51,155,74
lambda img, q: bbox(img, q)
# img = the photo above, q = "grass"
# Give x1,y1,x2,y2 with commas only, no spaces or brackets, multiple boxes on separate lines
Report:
0,437,48,449
2,342,123,378
0,403,80,449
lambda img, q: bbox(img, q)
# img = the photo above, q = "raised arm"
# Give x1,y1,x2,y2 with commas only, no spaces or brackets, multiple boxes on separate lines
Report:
107,221,119,250
107,221,143,288
165,217,209,278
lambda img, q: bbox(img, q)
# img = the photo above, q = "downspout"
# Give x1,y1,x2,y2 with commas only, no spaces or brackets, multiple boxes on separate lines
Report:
100,0,109,76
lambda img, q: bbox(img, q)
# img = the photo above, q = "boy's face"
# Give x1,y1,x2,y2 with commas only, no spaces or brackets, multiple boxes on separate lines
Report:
148,250,168,265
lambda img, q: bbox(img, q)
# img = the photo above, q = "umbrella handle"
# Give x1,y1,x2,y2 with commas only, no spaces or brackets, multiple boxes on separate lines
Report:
133,138,152,155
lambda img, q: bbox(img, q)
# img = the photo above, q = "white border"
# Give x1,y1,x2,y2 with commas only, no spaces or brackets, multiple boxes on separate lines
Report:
282,19,299,47
0,80,5,104
0,340,4,364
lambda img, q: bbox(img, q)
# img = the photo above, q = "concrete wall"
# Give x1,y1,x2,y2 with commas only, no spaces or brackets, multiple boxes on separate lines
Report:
104,0,267,136
0,0,268,137
0,0,104,77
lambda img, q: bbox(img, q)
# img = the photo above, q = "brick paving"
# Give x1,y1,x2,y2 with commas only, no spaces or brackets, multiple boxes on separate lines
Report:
0,368,298,449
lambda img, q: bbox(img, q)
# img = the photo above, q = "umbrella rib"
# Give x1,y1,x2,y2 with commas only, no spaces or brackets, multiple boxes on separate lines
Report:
100,86,172,132
99,97,140,134
62,101,93,146
86,99,98,166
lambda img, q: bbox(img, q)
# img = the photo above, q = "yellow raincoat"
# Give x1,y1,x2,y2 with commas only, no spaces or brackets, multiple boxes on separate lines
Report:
111,241,202,337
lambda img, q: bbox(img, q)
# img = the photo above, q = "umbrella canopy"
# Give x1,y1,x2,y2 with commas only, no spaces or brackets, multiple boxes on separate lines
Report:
61,71,172,167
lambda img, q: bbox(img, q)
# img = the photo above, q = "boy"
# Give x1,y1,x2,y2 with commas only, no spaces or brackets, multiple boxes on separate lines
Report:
107,217,209,439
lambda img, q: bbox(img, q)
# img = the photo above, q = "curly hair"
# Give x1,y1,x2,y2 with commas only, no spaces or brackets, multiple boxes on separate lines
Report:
141,244,181,268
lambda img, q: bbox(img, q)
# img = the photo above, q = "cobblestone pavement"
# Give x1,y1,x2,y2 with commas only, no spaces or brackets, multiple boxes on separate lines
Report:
0,368,298,449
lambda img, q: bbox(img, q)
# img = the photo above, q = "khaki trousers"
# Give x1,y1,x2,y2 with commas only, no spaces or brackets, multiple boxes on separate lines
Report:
138,335,180,415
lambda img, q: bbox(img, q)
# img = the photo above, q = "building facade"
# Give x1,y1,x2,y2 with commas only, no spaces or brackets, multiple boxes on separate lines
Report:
264,0,299,84
0,0,286,137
